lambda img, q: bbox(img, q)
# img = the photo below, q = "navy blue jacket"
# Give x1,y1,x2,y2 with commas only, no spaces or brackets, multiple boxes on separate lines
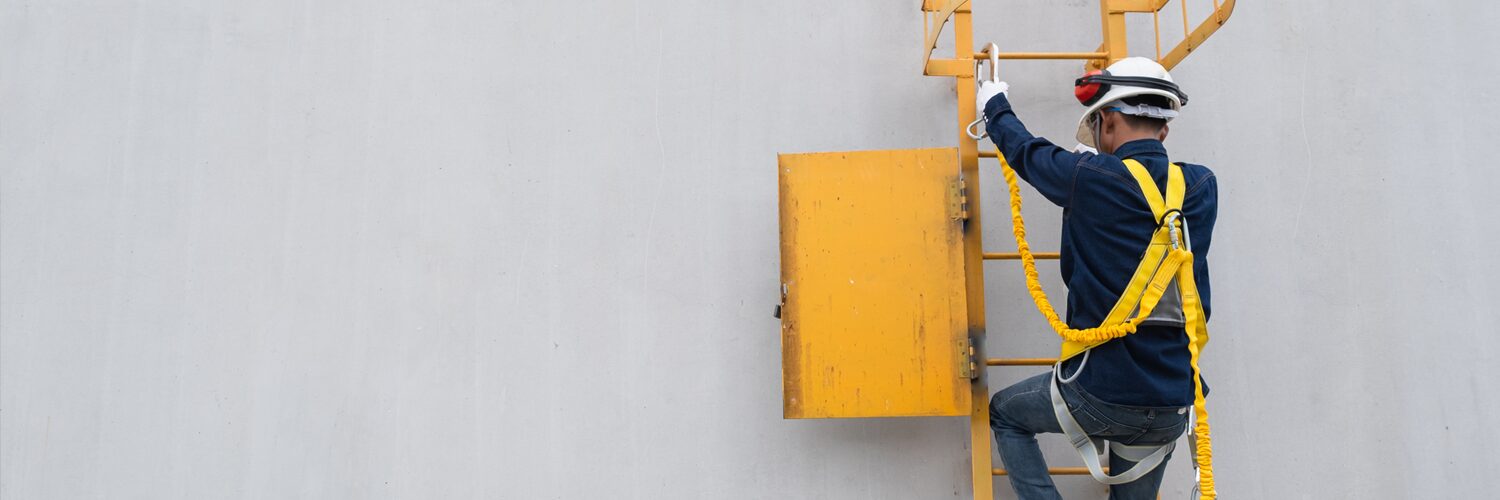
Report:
983,94,1217,407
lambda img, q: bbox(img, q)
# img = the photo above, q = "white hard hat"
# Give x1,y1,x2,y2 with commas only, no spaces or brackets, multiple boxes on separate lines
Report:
1073,57,1188,148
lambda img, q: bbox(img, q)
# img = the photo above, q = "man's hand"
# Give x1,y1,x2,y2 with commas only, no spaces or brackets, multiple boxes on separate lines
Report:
976,80,1009,113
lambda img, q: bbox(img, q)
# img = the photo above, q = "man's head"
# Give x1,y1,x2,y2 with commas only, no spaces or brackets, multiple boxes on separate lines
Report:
1073,57,1187,153
1090,94,1172,154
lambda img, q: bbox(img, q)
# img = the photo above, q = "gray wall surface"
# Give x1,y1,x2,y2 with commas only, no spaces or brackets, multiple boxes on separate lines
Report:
3,1,1497,498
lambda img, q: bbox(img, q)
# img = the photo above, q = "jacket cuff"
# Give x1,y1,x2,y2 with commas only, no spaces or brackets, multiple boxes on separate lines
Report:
983,93,1013,122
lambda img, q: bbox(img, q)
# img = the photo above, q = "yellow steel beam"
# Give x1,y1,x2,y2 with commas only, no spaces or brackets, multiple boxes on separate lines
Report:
945,6,997,500
1099,0,1129,66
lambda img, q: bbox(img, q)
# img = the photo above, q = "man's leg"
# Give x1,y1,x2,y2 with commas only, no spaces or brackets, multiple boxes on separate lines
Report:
993,372,1189,500
988,372,1066,500
1105,447,1173,500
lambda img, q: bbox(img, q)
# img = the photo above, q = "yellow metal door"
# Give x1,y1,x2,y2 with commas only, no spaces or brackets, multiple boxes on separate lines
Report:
778,148,970,419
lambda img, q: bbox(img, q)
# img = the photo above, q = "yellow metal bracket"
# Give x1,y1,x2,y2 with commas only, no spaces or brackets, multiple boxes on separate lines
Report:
923,0,1237,73
1092,0,1238,70
921,0,975,77
1160,0,1236,70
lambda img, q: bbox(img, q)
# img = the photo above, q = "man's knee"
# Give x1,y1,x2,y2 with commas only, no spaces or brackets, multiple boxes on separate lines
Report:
988,373,1059,435
989,390,1017,428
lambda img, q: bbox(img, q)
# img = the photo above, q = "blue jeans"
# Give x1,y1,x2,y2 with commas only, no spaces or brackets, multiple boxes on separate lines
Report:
989,372,1190,500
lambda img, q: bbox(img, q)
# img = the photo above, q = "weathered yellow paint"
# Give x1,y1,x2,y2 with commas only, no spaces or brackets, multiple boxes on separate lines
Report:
778,148,970,419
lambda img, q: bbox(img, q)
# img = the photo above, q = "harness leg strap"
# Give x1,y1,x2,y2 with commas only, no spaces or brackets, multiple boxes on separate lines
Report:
1049,364,1177,485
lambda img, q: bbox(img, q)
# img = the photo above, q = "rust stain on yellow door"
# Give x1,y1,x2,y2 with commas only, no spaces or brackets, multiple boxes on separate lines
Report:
778,148,970,419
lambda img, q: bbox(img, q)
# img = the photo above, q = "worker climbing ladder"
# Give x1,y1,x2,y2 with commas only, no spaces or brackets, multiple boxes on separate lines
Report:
777,1,1234,498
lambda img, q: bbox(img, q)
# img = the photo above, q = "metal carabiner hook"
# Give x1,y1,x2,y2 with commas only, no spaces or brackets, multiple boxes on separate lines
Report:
965,118,988,141
966,43,1002,140
1161,211,1185,250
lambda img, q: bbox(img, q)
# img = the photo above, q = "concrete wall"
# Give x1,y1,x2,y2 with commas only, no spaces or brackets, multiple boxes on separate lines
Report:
3,1,1496,498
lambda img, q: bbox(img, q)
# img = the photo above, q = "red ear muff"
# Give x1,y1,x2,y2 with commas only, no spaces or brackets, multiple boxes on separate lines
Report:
1074,70,1108,105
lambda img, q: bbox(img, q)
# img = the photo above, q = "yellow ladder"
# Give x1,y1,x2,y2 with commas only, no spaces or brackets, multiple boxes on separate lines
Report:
918,1,1234,498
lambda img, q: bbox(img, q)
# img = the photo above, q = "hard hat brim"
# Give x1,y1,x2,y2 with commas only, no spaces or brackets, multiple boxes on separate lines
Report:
1074,87,1182,148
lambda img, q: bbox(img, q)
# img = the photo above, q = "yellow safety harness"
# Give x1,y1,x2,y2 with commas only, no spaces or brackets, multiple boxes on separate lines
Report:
996,151,1216,498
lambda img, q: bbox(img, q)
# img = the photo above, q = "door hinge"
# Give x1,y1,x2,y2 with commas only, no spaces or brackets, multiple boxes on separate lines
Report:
948,178,968,221
773,283,787,319
957,337,978,380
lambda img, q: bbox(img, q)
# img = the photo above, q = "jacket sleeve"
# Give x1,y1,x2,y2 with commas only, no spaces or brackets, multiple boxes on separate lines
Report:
1186,171,1217,321
982,94,1086,208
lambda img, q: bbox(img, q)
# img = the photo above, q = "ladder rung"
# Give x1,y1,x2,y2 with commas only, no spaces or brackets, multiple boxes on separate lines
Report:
993,466,1104,476
987,358,1058,366
983,252,1060,260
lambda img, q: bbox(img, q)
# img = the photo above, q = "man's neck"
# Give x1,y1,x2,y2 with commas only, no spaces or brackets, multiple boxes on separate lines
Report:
1110,133,1160,152
1110,138,1168,159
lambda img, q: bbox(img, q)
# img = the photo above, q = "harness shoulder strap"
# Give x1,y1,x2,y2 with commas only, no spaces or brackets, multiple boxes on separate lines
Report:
1069,159,1188,338
1122,159,1185,218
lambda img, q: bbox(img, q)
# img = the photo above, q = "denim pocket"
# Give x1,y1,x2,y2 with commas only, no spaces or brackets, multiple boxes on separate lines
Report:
1065,401,1114,435
1130,411,1190,445
1062,385,1128,436
1078,400,1148,438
